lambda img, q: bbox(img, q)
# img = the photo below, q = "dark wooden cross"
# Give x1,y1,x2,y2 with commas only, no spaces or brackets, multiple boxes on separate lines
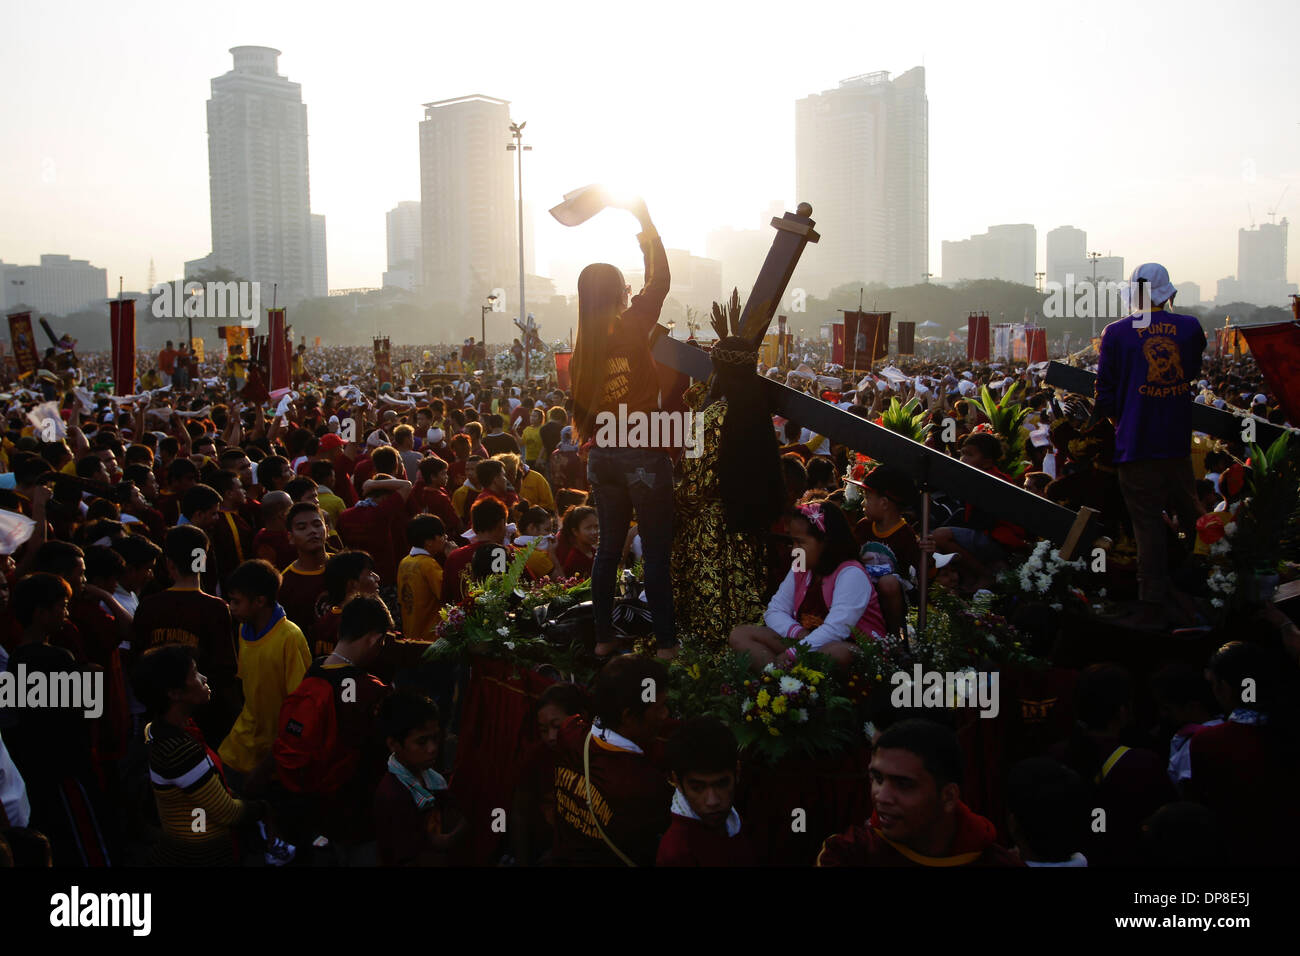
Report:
651,202,1099,558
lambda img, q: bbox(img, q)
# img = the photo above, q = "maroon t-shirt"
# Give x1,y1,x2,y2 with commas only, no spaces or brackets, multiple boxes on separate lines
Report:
337,493,409,587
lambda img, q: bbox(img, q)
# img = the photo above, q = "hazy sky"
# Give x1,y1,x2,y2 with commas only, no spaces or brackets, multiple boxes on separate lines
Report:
2,0,1297,299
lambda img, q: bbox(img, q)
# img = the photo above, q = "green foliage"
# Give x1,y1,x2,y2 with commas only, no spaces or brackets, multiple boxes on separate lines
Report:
1239,433,1299,572
879,396,929,443
975,382,1031,478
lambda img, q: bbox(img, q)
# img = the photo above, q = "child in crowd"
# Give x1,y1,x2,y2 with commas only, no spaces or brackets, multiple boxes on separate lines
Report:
218,559,311,790
729,499,885,670
513,505,558,579
657,717,754,866
851,464,921,637
373,691,465,866
134,644,267,866
308,550,381,657
510,682,588,865
557,505,598,580
397,515,447,640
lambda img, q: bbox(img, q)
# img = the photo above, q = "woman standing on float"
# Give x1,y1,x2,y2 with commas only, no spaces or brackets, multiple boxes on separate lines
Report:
570,197,677,661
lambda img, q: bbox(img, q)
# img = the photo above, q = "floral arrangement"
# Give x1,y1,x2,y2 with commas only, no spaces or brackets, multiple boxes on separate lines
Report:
422,541,595,677
730,647,856,762
908,588,1042,670
1005,539,1089,612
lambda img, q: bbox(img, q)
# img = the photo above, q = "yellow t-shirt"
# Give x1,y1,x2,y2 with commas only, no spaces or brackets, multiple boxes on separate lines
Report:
519,468,554,513
318,491,345,528
451,481,477,521
522,426,543,463
218,611,310,775
397,551,443,640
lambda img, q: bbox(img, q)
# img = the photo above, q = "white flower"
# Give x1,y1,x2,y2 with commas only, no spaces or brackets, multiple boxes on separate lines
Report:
741,698,753,714
1224,522,1237,537
1035,573,1053,592
1050,602,1063,611
1210,598,1224,608
779,676,804,694
796,709,809,723
1098,588,1107,598
476,595,489,605
863,720,878,739
497,626,510,637
762,662,777,675
503,641,516,650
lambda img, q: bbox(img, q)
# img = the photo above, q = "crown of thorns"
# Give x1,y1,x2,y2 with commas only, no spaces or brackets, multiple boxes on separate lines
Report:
711,346,758,367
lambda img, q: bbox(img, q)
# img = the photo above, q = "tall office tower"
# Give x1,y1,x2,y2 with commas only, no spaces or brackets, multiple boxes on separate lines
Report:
310,214,327,298
1217,219,1296,305
384,201,422,291
1046,225,1087,287
795,67,928,294
419,94,516,329
205,46,316,307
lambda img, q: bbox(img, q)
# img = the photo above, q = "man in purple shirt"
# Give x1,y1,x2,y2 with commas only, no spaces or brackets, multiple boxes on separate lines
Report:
1095,263,1207,630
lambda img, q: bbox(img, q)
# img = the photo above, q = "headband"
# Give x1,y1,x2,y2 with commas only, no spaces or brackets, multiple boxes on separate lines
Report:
797,502,826,533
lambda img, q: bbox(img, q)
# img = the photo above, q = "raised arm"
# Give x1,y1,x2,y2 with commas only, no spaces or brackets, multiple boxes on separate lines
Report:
617,200,670,336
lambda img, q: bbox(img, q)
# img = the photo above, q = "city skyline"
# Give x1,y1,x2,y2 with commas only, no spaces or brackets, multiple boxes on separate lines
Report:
2,1,1297,304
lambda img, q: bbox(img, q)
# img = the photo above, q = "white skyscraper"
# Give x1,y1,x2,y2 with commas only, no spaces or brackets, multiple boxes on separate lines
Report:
795,68,928,294
419,94,516,329
1217,219,1296,306
1046,225,1087,287
204,46,315,307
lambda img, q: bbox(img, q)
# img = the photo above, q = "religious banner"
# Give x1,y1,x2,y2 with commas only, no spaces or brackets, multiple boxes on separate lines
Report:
267,309,291,391
842,311,890,369
1026,326,1048,364
1238,321,1300,425
967,312,990,362
108,301,136,394
374,337,392,384
1012,324,1028,362
7,311,39,379
1216,326,1250,358
897,321,916,355
223,324,249,356
554,349,572,390
400,360,414,383
831,323,846,366
191,337,205,364
994,323,1013,362
314,336,321,348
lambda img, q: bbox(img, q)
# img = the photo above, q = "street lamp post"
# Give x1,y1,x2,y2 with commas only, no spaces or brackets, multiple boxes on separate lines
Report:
482,293,497,372
1087,251,1102,339
507,122,532,382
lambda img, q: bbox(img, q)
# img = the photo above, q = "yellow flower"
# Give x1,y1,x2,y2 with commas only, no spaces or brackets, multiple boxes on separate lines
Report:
768,727,780,736
756,689,771,709
687,664,701,680
771,696,789,715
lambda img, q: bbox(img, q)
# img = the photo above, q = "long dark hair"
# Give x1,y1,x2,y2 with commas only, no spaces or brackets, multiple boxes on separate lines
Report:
571,262,626,441
712,335,784,534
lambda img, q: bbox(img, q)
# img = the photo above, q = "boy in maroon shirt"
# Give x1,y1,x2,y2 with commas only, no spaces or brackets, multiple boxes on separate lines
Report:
278,503,331,633
441,496,510,604
372,690,466,866
308,551,381,658
657,717,755,866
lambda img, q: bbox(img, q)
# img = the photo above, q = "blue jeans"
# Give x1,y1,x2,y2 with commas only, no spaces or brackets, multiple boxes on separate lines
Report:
587,446,676,649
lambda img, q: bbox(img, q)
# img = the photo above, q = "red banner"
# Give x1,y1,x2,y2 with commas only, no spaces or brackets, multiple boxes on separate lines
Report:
109,300,136,394
967,312,990,362
1026,326,1047,364
897,321,916,355
7,312,39,379
831,324,845,366
1237,321,1300,425
554,349,572,390
267,309,291,391
843,311,891,369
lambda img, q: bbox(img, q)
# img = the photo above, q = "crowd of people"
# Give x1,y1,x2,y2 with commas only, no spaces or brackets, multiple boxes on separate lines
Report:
1,203,1298,869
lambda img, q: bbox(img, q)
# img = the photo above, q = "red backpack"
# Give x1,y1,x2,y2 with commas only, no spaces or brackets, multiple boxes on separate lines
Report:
274,662,359,794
